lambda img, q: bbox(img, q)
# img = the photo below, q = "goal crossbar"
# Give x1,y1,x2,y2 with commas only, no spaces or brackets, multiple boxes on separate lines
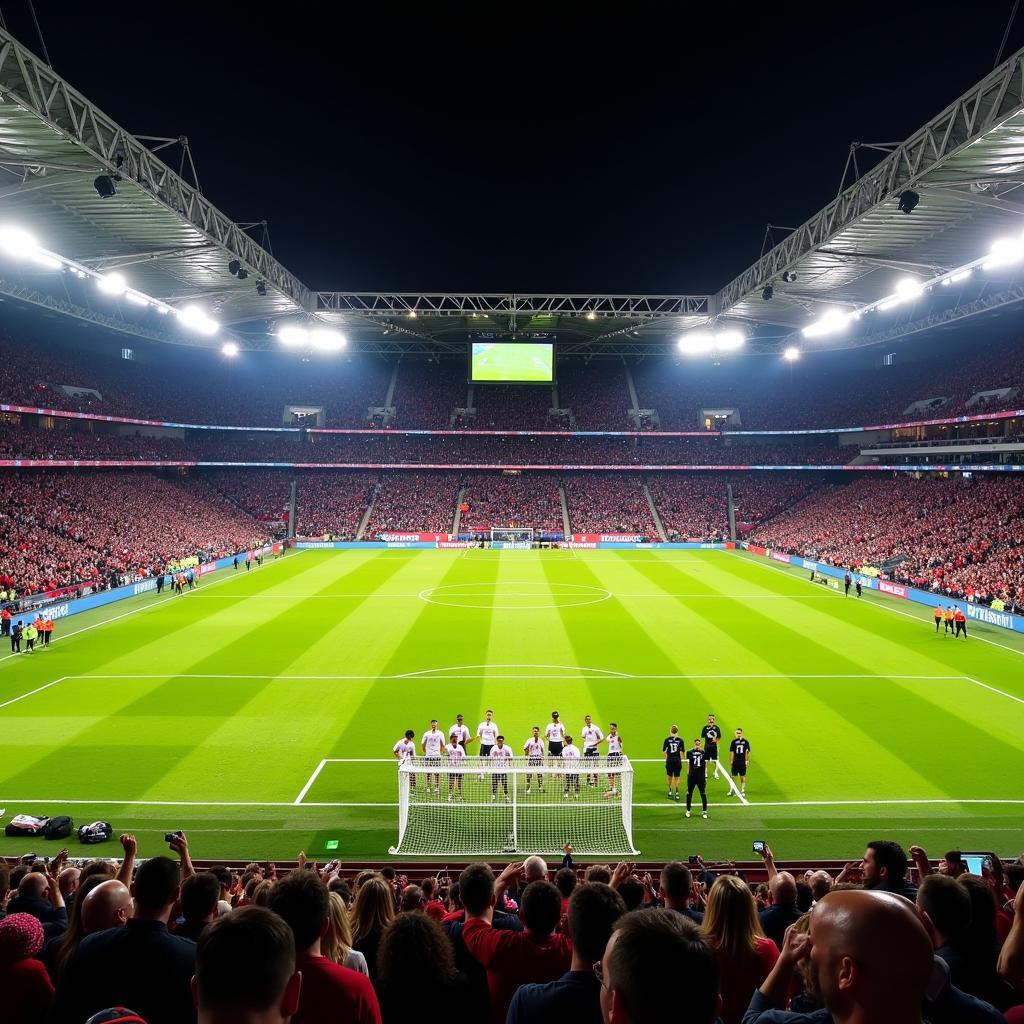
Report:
389,756,638,857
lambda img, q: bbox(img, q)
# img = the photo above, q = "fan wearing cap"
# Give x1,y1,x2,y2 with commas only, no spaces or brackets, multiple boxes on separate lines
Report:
0,911,55,1024
544,711,566,757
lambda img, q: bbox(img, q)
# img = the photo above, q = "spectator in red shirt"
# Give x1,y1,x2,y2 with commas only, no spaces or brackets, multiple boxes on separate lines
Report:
701,874,779,1024
462,864,572,1024
0,911,55,1024
266,869,381,1024
420,877,447,922
192,906,300,1024
599,908,721,1024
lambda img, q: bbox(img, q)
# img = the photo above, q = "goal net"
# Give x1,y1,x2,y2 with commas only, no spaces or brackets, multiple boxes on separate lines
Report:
490,527,534,545
389,756,638,857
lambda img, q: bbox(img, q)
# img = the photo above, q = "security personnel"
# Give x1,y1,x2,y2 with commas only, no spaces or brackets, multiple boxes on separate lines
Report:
953,607,967,639
943,605,955,635
933,605,943,634
42,616,54,647
10,619,22,653
23,620,37,654
1,606,10,636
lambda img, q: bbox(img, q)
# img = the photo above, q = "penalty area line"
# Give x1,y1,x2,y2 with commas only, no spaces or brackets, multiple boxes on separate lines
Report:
293,759,328,805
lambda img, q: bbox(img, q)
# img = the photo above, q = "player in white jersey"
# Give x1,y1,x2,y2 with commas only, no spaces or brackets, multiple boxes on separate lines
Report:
561,735,582,799
545,710,566,756
605,721,623,795
444,733,466,801
392,728,417,791
523,725,546,795
449,714,471,751
421,719,445,794
581,714,604,787
477,709,499,780
489,734,513,800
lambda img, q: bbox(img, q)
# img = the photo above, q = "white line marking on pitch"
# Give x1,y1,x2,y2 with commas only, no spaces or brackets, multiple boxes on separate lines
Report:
63,672,966,681
294,759,328,804
0,676,67,710
0,550,303,671
962,675,1024,707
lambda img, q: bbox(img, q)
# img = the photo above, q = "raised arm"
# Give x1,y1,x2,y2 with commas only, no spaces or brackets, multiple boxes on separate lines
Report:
116,833,137,886
997,878,1024,998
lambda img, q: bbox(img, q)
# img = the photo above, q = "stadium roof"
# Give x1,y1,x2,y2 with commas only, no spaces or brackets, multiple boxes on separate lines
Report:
3,23,1024,355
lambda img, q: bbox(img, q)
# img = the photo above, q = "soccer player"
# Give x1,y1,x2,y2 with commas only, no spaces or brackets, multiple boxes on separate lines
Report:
476,710,498,758
545,710,566,757
489,734,513,801
701,714,722,781
561,735,582,800
729,728,751,798
685,737,708,819
445,732,465,801
662,725,684,801
581,714,604,786
421,719,445,794
393,728,416,791
449,714,471,751
606,722,623,795
953,606,967,639
523,726,545,795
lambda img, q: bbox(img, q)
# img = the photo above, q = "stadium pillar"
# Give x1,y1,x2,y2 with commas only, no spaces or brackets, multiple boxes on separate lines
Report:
727,483,737,543
287,478,297,539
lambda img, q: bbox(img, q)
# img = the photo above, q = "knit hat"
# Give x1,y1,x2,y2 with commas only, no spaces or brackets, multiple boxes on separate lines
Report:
85,1010,149,1024
0,912,44,960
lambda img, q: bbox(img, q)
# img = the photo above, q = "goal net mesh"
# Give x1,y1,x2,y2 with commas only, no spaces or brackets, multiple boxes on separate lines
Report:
389,756,638,857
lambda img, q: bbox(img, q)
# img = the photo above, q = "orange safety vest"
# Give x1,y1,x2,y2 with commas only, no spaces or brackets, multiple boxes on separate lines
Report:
933,607,942,619
42,619,53,633
943,608,954,621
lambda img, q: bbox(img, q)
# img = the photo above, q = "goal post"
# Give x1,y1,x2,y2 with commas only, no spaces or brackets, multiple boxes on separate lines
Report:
388,756,638,857
490,527,534,546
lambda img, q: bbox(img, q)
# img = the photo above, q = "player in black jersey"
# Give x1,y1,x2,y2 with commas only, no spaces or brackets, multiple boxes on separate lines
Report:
728,728,751,798
685,738,708,819
662,725,684,801
701,713,723,781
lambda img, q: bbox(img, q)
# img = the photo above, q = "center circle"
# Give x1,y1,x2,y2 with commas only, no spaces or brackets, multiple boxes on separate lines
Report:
418,581,611,610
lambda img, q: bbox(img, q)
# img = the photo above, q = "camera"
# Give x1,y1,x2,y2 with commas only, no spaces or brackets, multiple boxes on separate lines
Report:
752,841,766,854
164,830,183,844
687,855,699,864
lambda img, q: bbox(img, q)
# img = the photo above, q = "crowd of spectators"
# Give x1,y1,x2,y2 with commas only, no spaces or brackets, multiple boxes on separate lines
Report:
460,474,564,534
364,473,461,536
470,385,558,430
649,473,821,540
563,474,657,535
0,471,268,596
751,475,1024,608
1,836,1021,1024
556,360,631,430
391,360,468,428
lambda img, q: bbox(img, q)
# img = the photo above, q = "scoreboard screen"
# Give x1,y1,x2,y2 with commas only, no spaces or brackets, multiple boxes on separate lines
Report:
470,342,554,383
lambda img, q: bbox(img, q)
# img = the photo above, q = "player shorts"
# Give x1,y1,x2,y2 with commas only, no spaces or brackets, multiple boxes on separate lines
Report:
548,742,563,757
666,759,682,778
584,747,599,758
479,744,493,758
527,756,543,767
607,752,623,766
705,746,719,761
731,761,747,777
424,756,441,769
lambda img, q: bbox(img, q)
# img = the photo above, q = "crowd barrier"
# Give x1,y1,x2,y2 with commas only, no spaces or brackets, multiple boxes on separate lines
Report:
9,544,280,625
743,544,1024,635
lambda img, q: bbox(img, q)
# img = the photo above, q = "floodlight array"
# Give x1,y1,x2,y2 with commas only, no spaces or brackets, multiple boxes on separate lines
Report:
677,328,745,355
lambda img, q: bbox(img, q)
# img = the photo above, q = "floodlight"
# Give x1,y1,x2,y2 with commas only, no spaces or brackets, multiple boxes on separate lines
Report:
761,284,774,301
982,237,1024,270
677,332,715,355
783,346,800,361
585,311,597,320
897,189,920,214
94,175,117,198
154,304,172,315
949,269,972,283
221,341,240,357
0,226,40,258
278,325,308,346
408,309,418,318
802,309,851,338
713,329,745,351
124,290,149,306
309,329,346,351
176,304,219,336
97,272,128,295
895,277,923,299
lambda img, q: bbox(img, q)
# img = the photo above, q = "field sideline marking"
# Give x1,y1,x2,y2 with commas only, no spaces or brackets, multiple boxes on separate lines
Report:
0,550,304,671
0,676,68,711
293,759,328,804
741,551,1024,662
63,672,966,681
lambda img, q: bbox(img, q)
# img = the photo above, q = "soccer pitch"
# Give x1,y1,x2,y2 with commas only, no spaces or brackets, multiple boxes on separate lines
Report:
1,548,1022,863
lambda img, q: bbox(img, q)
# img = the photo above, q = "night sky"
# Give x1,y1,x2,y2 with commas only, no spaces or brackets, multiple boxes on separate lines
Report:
3,2,1023,296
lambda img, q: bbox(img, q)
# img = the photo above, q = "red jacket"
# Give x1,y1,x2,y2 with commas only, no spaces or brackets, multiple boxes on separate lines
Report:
0,957,55,1024
292,952,381,1024
462,915,572,1024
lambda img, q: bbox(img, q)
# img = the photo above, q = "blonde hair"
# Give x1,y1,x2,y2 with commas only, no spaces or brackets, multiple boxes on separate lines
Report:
322,891,355,964
702,874,765,960
351,876,395,945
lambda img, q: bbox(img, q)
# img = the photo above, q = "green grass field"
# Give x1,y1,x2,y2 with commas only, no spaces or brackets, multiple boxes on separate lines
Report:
1,548,1022,864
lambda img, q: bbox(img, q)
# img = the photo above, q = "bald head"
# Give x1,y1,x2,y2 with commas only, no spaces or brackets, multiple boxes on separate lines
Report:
82,879,134,933
808,870,833,902
58,866,81,899
808,890,932,1024
18,871,49,900
524,856,548,882
770,871,798,907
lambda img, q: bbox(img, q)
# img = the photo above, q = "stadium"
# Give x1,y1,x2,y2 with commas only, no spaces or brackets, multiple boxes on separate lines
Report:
0,7,1022,1023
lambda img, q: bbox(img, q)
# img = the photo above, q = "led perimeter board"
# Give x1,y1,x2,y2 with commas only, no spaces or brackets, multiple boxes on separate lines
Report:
470,342,555,384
